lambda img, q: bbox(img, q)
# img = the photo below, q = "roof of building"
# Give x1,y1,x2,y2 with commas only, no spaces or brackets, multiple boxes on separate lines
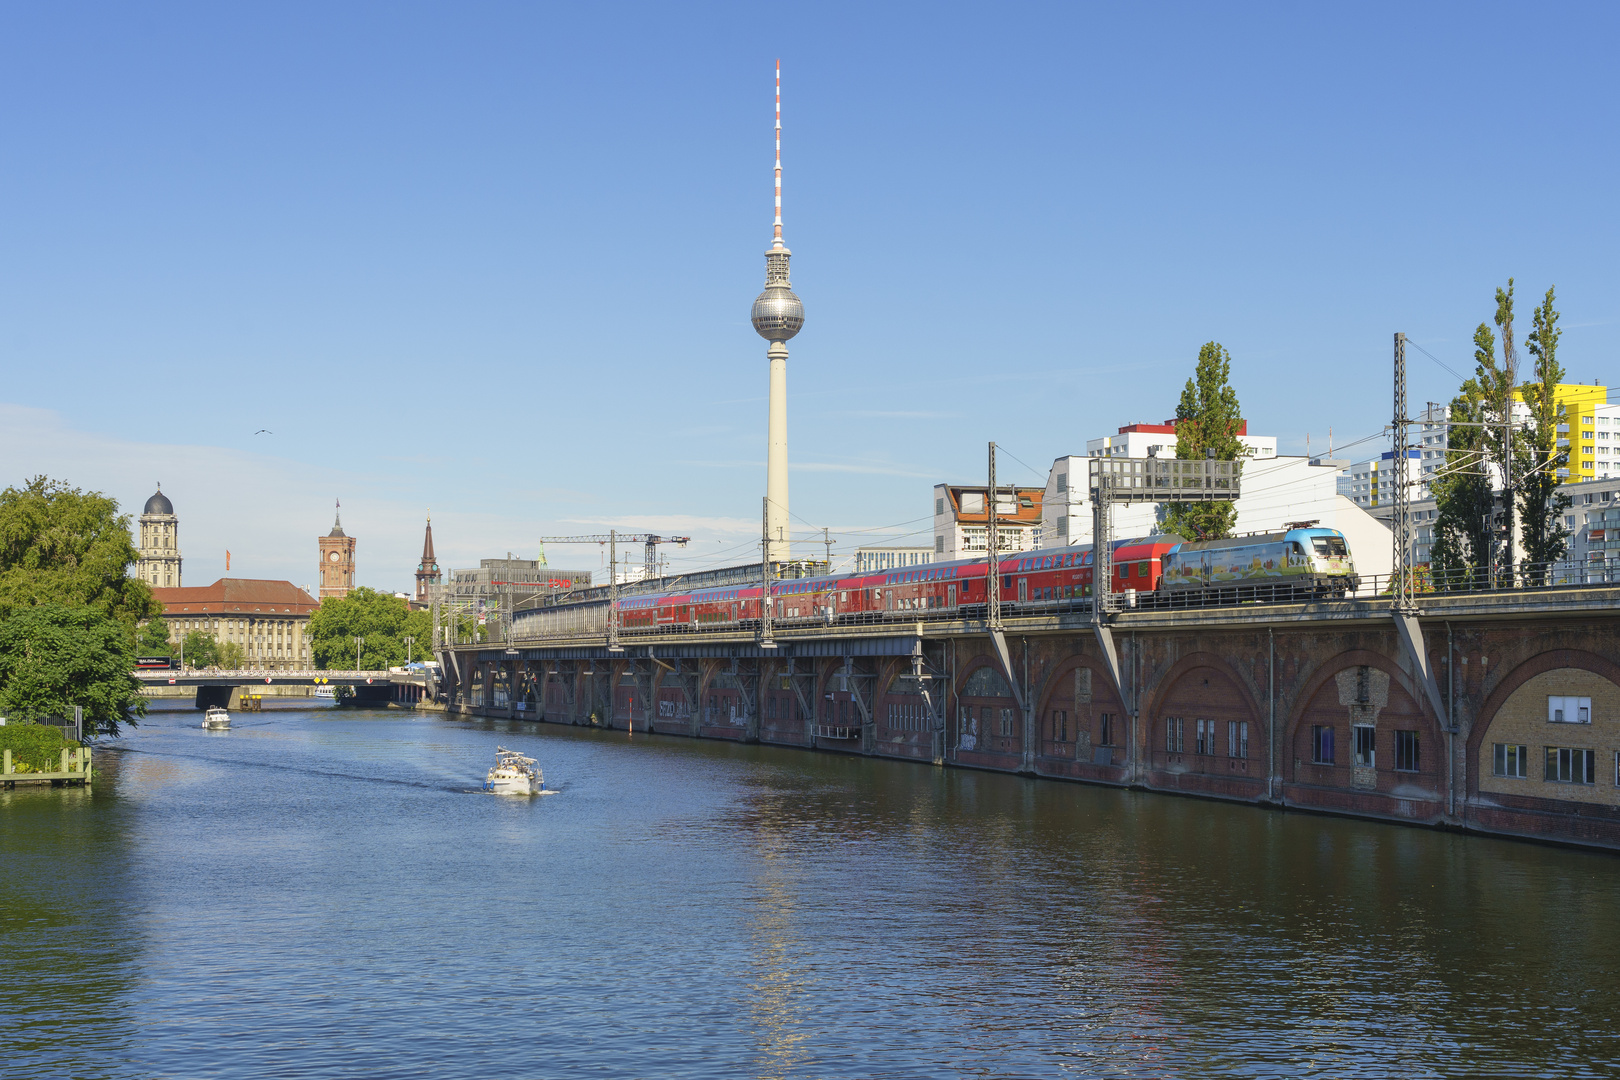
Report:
143,487,174,516
152,578,319,617
939,485,1044,526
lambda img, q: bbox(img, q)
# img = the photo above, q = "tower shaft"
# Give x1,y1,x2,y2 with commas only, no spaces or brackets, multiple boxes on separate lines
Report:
767,343,789,561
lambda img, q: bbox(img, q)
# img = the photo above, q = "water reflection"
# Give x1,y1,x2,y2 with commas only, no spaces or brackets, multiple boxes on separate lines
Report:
3,706,1619,1078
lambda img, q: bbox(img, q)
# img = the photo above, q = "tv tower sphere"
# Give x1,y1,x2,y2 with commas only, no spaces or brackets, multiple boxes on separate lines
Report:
751,264,804,342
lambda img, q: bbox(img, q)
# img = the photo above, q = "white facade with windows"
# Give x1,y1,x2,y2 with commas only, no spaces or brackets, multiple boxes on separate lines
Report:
853,546,933,572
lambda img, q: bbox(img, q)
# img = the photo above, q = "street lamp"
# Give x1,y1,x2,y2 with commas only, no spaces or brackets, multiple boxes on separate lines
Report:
403,636,415,666
355,636,364,670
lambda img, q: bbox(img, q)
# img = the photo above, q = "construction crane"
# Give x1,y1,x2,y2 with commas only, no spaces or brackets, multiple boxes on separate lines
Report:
536,533,692,585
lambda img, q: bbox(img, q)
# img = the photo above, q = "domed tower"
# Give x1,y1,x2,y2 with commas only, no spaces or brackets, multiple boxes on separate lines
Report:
751,60,804,564
136,484,182,588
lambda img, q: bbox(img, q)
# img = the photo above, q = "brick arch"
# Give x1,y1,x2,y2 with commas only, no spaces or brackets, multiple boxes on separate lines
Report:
954,656,1020,760
1148,651,1263,781
1464,648,1620,798
1033,654,1123,766
1284,647,1439,796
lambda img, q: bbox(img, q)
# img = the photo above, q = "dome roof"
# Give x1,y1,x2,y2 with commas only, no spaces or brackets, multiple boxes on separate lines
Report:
144,488,174,516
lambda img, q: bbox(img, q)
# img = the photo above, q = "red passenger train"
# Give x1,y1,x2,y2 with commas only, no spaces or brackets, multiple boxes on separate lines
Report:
567,535,1184,637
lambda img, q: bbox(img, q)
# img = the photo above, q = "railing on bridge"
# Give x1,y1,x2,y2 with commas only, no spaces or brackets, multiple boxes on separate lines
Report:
486,558,1620,648
132,669,407,681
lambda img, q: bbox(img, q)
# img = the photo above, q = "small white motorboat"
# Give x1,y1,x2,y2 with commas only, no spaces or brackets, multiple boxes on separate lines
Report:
484,746,544,795
202,706,231,730
313,686,336,699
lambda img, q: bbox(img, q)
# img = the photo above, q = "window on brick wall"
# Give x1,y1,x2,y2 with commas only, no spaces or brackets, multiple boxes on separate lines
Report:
1312,725,1335,764
1052,709,1067,742
1395,730,1420,772
998,708,1014,737
1227,720,1248,758
1165,717,1183,754
1354,725,1376,768
1548,696,1593,724
1493,743,1527,778
1546,747,1596,785
1100,713,1115,747
1195,718,1210,756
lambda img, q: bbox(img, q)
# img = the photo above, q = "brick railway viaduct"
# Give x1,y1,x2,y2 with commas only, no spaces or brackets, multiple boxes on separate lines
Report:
439,589,1620,852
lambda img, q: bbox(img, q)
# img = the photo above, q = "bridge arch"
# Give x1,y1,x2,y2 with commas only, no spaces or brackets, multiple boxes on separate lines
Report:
1147,651,1262,789
954,658,1019,761
1284,648,1439,809
1465,648,1620,812
1033,654,1123,770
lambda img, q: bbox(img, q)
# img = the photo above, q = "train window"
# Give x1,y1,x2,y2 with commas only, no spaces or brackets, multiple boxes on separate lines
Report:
1311,536,1348,557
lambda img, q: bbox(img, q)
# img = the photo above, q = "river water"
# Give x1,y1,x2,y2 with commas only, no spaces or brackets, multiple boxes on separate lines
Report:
4,703,1619,1079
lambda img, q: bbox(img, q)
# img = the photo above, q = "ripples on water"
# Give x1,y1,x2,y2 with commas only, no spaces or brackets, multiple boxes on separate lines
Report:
3,703,1619,1078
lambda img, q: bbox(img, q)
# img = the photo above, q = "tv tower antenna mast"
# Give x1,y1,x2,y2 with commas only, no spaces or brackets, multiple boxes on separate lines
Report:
751,59,805,564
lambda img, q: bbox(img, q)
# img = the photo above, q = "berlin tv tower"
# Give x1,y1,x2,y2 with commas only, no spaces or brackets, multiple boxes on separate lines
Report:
750,60,804,564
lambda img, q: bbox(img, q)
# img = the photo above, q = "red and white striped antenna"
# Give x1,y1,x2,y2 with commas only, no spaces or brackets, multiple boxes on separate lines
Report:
773,59,783,249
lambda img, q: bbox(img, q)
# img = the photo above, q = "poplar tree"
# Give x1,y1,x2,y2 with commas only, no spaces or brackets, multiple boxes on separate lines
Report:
1520,286,1571,576
1163,341,1245,541
1429,373,1494,589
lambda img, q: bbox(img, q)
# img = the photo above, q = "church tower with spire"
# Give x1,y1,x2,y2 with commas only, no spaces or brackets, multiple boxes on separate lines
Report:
318,500,357,600
413,514,440,608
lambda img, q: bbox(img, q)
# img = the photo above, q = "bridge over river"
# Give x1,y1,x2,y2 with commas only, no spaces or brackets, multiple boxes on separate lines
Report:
135,669,433,708
437,584,1620,852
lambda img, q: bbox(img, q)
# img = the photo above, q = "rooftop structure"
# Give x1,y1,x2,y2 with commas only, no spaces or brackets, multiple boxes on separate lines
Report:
933,484,1044,560
853,546,934,573
1086,420,1277,460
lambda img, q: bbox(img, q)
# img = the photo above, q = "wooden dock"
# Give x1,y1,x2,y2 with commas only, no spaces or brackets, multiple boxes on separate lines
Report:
1,746,93,788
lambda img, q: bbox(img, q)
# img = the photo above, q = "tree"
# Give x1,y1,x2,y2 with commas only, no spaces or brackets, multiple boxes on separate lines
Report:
180,630,219,670
137,616,173,657
307,587,434,670
217,641,246,670
1520,286,1571,577
0,604,145,735
1429,377,1495,589
1162,341,1246,540
0,476,159,633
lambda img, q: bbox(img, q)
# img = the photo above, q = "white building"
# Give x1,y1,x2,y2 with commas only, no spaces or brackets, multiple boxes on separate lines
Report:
1086,421,1277,460
933,484,1044,561
853,546,933,573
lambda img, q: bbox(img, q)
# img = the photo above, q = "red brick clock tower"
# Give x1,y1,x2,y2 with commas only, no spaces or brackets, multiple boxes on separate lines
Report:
319,500,357,600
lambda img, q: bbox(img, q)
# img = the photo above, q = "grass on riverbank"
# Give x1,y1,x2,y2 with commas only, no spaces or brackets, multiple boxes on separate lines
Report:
0,721,82,773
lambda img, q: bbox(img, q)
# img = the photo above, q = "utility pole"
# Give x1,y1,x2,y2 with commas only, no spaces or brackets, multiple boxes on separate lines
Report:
760,496,775,648
355,636,364,670
404,636,415,666
987,442,1001,629
1393,332,1415,611
607,528,622,653
822,526,833,570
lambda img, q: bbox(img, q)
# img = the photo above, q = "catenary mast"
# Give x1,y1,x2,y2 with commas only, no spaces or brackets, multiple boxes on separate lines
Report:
750,59,804,564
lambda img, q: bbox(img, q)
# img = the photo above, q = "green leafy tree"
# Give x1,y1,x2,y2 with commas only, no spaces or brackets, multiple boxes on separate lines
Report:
0,604,144,735
0,476,158,633
137,616,173,657
1520,286,1571,577
307,587,434,670
1162,341,1246,540
1429,377,1495,589
217,641,246,670
180,630,220,670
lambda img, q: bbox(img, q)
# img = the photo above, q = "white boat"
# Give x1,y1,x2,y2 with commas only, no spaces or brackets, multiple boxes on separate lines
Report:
202,706,231,729
484,746,544,795
313,686,336,699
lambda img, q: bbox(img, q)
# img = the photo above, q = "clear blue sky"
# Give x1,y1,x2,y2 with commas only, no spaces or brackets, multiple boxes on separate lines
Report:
3,2,1616,590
